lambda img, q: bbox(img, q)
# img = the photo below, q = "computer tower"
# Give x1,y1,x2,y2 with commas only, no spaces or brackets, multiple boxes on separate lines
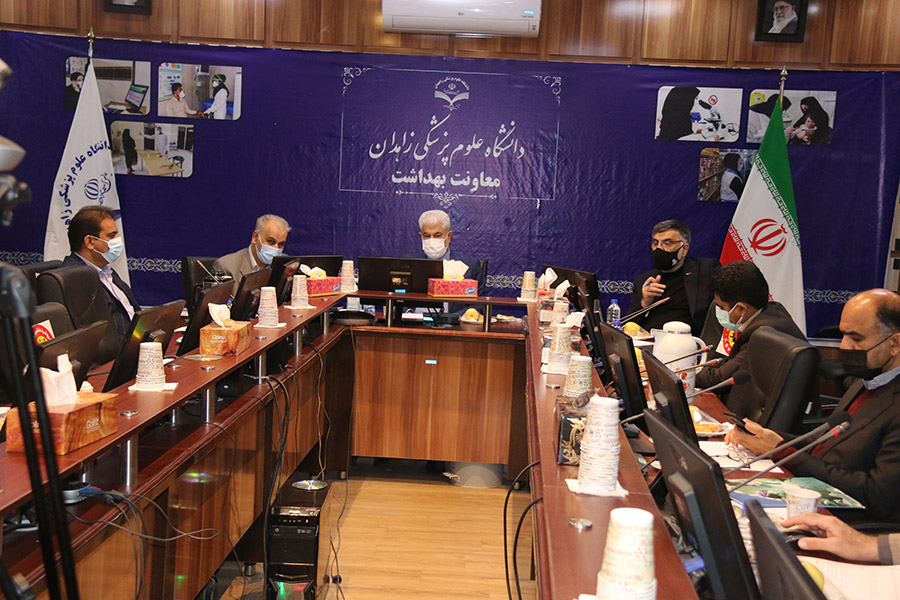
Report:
266,481,336,599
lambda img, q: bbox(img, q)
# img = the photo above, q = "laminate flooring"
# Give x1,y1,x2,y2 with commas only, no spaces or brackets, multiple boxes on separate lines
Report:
211,459,537,600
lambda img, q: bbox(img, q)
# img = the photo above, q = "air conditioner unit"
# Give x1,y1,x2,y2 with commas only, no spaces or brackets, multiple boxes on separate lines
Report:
382,0,541,38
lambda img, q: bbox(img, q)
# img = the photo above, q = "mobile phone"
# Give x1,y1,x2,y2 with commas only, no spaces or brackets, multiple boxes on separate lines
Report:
724,412,749,433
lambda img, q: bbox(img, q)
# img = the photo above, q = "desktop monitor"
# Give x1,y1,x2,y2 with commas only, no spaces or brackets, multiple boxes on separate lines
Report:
103,300,186,392
577,288,612,386
269,255,344,287
231,269,273,322
357,257,443,294
541,265,603,319
177,282,233,356
643,350,699,445
273,260,301,305
38,320,108,388
644,409,760,600
596,321,646,428
746,500,827,600
124,84,148,110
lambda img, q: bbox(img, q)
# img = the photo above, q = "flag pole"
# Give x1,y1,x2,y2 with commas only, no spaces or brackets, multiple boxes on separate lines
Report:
779,66,788,108
87,27,94,59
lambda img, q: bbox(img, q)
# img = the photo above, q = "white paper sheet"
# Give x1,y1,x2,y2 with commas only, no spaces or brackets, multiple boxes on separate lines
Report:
699,441,783,474
801,556,898,600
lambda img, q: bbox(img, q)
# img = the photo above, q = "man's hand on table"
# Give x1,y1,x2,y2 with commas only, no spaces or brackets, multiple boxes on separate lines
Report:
723,418,784,455
641,275,665,307
781,513,881,563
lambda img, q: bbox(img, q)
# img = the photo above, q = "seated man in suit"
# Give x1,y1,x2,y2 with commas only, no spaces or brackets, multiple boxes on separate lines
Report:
628,219,719,336
727,289,900,520
415,209,485,294
62,205,140,346
212,214,291,289
695,260,806,391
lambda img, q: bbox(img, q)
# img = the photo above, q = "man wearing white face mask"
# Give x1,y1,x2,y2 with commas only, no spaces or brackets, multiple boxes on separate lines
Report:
213,214,291,291
62,205,140,346
414,209,485,296
161,83,202,119
695,260,805,393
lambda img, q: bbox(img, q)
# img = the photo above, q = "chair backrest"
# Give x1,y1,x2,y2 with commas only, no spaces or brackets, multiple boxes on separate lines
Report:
20,260,63,288
36,266,118,364
180,256,218,317
729,326,820,433
33,301,75,337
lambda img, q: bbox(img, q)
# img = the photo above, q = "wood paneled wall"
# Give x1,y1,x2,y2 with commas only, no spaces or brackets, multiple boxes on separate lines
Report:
1,0,898,70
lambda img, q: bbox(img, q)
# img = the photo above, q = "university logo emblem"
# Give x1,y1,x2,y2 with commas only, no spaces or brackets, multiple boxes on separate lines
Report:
84,173,112,203
434,77,470,111
749,218,788,257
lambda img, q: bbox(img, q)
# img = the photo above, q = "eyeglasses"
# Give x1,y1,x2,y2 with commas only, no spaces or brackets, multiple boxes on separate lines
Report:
651,238,684,251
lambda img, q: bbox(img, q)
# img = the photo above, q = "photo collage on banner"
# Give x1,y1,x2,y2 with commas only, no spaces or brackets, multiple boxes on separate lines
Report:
655,86,743,143
64,57,244,178
747,89,836,145
698,148,757,203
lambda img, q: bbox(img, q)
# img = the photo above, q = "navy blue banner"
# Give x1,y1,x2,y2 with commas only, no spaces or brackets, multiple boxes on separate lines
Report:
0,31,898,334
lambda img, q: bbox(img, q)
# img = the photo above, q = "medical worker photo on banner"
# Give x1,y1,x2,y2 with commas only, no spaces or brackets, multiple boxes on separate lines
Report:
110,121,193,177
746,89,836,145
65,57,151,113
158,62,242,120
698,148,757,203
755,0,809,43
655,86,742,143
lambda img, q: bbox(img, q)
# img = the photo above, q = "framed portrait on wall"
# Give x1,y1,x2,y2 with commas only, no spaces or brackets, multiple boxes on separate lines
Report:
103,0,152,15
755,0,808,43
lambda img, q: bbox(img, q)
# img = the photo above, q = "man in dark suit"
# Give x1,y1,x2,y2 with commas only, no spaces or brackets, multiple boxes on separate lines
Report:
695,260,806,391
62,205,140,346
627,219,719,335
728,289,900,520
414,209,485,293
213,214,291,292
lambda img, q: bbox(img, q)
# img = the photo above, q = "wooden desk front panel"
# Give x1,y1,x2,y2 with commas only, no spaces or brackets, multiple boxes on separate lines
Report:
353,332,517,463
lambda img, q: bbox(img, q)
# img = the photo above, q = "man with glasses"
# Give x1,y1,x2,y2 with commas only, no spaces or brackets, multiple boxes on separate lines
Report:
727,289,900,520
627,219,719,335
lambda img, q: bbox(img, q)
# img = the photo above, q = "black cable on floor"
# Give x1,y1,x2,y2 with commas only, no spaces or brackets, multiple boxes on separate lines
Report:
513,497,543,600
504,461,540,600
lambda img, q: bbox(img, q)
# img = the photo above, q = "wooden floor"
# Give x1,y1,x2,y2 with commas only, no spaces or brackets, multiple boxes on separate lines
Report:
214,459,537,600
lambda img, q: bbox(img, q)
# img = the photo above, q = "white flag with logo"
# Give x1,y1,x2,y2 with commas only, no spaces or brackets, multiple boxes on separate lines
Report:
44,60,130,284
720,95,805,332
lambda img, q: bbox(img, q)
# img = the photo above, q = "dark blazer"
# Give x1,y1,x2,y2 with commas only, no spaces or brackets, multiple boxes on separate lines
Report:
627,256,719,336
695,301,805,390
410,248,486,294
62,253,140,346
788,377,900,520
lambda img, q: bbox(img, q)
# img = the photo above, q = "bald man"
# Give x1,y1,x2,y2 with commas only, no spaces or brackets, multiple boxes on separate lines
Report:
727,289,900,519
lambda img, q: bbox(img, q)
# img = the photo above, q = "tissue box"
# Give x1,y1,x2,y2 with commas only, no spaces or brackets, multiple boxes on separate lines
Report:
427,278,478,298
557,408,587,465
538,297,557,323
6,392,118,455
199,321,251,355
306,276,341,297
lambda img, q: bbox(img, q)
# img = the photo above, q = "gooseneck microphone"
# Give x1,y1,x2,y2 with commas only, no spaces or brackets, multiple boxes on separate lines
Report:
673,357,724,374
727,420,853,493
686,371,751,399
663,345,714,366
620,297,670,323
723,412,852,476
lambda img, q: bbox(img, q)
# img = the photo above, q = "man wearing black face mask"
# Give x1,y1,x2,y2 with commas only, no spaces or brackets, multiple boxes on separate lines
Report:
727,289,900,519
627,220,719,335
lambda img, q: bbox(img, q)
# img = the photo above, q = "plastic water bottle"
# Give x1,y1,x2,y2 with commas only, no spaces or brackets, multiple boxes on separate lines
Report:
606,299,621,326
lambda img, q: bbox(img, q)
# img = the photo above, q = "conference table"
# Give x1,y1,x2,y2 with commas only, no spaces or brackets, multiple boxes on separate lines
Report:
0,290,700,599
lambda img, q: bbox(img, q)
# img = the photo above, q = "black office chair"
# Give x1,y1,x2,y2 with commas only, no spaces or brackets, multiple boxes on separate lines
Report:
727,326,820,434
32,301,75,337
171,155,185,177
180,256,218,317
36,266,118,364
18,260,63,289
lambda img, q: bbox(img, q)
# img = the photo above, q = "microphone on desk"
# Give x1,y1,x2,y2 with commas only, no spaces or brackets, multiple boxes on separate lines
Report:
685,371,750,399
196,260,224,284
620,297,670,323
663,345,714,366
722,412,852,476
673,357,724,374
727,419,853,493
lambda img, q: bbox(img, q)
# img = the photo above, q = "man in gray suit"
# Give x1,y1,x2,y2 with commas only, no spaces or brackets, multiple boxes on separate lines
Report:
213,214,291,288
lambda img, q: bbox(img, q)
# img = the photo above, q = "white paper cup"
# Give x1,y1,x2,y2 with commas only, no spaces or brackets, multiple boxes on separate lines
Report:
597,507,656,590
550,301,569,325
563,356,594,397
291,274,309,307
136,341,165,387
549,324,571,354
785,487,820,518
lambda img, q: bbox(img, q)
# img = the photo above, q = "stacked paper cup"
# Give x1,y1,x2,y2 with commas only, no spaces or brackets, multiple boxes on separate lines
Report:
291,274,309,309
257,286,279,327
563,355,594,397
550,300,569,325
520,270,537,301
546,324,573,373
577,395,620,494
340,260,356,292
135,342,166,389
595,507,657,599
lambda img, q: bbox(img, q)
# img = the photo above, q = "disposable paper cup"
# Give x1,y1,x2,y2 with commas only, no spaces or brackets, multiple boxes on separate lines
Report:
549,324,571,354
563,355,594,397
546,351,572,373
577,396,621,493
522,270,536,290
596,576,657,600
785,487,820,518
291,275,309,306
550,301,569,325
136,342,165,386
597,507,656,589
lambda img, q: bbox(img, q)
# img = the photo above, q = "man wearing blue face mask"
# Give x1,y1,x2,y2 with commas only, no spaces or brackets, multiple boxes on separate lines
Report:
414,209,485,294
695,260,805,392
727,289,900,520
62,205,140,346
213,214,290,291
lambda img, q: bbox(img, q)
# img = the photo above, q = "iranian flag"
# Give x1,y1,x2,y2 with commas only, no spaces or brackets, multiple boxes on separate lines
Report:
720,95,806,332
